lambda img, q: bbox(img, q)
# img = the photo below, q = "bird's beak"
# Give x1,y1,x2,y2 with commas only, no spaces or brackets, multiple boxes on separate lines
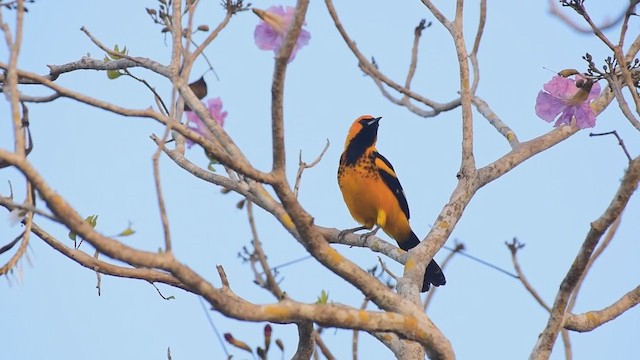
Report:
365,117,382,126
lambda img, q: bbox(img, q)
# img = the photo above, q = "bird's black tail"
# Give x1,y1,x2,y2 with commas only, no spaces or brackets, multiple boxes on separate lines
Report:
400,231,446,292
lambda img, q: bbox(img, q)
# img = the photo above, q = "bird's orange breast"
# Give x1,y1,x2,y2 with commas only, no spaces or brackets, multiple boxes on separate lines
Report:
337,152,411,241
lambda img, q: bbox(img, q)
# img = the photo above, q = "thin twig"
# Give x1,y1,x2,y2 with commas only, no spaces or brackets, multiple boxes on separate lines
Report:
424,242,464,311
0,231,28,276
506,238,551,312
150,281,175,300
0,181,33,276
560,329,573,360
0,196,59,223
444,243,517,279
613,3,640,116
4,0,25,157
324,0,462,117
352,298,369,360
94,249,102,296
198,295,230,357
293,139,330,197
0,232,23,256
574,4,617,50
188,9,233,64
188,39,219,81
216,264,230,288
152,127,173,253
19,93,61,103
469,0,486,95
602,74,640,132
403,19,429,93
589,130,633,163
376,256,398,282
28,221,188,289
570,0,640,116
80,26,146,67
247,201,285,299
124,69,170,115
549,0,627,33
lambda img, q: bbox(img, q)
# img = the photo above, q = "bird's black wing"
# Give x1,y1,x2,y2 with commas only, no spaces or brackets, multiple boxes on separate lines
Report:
373,151,411,220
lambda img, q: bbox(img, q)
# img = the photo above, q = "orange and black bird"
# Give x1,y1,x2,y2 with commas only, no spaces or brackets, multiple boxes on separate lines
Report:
337,115,446,292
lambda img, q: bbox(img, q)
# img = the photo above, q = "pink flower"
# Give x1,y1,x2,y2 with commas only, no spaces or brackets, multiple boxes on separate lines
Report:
185,97,227,148
535,75,601,129
253,6,311,62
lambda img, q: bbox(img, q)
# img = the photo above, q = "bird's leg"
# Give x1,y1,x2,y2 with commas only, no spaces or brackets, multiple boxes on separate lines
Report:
338,225,369,241
359,225,380,247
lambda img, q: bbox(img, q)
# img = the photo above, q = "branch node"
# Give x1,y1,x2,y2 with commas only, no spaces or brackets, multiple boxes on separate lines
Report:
216,264,230,288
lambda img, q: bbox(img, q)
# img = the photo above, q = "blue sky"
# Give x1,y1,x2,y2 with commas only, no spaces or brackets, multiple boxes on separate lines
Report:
1,1,638,359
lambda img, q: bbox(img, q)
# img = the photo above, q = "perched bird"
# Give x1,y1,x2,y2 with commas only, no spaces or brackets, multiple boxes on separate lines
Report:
337,115,446,292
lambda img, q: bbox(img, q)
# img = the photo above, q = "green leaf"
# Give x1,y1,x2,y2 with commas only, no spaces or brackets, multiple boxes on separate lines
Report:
86,214,99,228
207,160,216,172
104,44,129,79
68,214,99,241
107,70,122,79
206,151,218,171
117,222,136,237
315,290,329,304
105,44,128,61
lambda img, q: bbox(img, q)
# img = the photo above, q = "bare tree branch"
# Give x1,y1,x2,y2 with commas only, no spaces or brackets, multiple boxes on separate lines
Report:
506,238,551,312
324,0,462,117
567,215,622,313
152,128,173,253
294,139,330,197
548,0,627,33
530,156,640,360
472,96,520,148
30,221,188,290
564,285,640,332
